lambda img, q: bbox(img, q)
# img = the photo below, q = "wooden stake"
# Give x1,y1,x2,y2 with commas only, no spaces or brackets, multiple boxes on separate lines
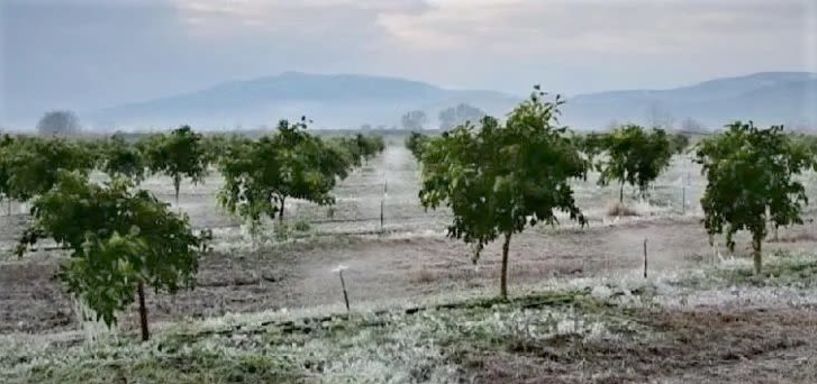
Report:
380,199,384,232
643,238,648,279
339,270,350,312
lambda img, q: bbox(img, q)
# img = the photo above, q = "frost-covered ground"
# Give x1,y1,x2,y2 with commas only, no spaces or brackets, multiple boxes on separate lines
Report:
2,143,817,383
2,252,816,383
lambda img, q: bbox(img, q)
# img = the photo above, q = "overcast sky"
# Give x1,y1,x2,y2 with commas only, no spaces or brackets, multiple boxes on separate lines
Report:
1,0,816,125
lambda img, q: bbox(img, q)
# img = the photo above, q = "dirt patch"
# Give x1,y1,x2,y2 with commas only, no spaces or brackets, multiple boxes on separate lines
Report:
458,308,817,384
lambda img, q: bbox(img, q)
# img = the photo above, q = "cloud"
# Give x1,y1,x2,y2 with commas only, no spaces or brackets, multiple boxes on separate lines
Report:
1,0,815,125
377,0,809,55
167,0,816,93
172,0,425,38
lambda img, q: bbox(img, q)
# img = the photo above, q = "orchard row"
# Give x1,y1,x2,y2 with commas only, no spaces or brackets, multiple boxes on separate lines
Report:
408,88,817,297
1,118,385,341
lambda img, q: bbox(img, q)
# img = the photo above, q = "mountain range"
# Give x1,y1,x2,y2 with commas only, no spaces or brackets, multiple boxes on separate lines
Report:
91,71,817,131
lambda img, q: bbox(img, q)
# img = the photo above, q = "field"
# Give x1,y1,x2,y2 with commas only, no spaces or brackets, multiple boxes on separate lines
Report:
3,141,817,383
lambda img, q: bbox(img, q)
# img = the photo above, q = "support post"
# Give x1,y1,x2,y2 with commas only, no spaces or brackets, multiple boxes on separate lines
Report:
339,270,350,312
380,199,384,233
643,238,648,279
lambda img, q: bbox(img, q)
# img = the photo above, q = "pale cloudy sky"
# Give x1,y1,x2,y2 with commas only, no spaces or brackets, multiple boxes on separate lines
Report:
1,0,816,123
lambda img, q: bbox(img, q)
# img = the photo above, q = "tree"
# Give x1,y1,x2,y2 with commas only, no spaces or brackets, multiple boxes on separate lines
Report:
99,134,147,184
36,110,82,137
438,103,486,131
696,122,816,275
419,87,587,298
401,110,428,131
592,124,674,203
0,135,14,214
2,137,95,204
271,119,351,221
141,126,209,204
405,131,430,160
219,118,352,234
16,172,208,341
668,132,690,155
680,117,707,134
355,133,385,163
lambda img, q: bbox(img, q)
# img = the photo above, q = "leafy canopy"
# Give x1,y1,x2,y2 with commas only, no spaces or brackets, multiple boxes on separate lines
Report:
696,121,816,274
99,134,147,184
419,87,587,296
141,125,209,200
405,131,430,160
16,172,208,327
218,118,355,232
591,124,675,201
0,136,95,202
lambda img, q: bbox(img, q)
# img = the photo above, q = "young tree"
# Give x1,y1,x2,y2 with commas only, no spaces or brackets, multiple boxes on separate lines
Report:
271,119,351,221
218,135,281,238
696,122,815,275
16,172,208,341
668,132,691,155
401,110,428,131
354,133,385,164
593,124,674,203
419,88,587,298
2,137,96,204
405,131,430,160
99,134,147,184
36,110,82,137
141,126,209,204
219,118,351,233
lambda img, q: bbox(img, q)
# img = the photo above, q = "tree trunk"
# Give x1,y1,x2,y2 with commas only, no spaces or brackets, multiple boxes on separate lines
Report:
619,182,624,203
137,280,150,341
173,176,181,206
278,197,286,222
752,234,763,276
500,232,512,299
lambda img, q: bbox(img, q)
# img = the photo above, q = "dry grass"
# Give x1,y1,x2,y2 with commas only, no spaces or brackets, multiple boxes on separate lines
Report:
606,201,639,217
410,266,436,284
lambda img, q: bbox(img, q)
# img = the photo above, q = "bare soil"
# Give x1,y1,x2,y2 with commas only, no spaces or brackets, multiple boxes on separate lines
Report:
461,307,817,384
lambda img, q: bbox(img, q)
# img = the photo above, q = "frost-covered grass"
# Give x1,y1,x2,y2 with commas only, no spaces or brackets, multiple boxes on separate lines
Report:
4,250,817,383
672,250,817,289
3,291,622,383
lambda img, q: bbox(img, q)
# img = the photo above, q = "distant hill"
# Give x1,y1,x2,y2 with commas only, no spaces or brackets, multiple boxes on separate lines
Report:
562,72,817,130
92,71,817,131
92,71,518,130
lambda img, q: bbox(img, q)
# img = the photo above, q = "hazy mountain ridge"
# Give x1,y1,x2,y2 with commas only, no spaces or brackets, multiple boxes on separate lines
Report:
93,71,817,131
93,72,518,130
563,72,817,129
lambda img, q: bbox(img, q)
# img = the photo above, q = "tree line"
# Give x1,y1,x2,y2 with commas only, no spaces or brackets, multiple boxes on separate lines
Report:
1,119,385,341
